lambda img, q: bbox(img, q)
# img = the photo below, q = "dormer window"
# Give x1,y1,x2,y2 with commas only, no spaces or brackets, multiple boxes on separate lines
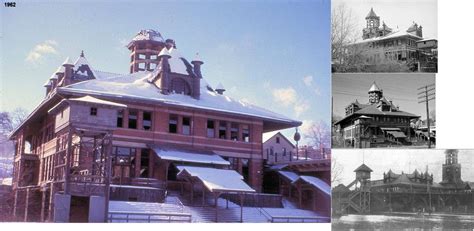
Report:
90,107,97,116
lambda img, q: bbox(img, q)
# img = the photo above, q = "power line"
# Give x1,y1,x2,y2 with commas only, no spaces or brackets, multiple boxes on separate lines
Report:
418,84,436,148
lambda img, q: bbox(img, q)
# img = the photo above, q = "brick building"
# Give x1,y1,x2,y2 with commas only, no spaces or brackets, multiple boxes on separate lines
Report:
8,29,303,222
334,82,419,148
344,8,437,72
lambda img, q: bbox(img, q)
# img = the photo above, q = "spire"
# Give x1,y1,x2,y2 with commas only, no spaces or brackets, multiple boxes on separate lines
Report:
366,7,378,19
368,81,382,93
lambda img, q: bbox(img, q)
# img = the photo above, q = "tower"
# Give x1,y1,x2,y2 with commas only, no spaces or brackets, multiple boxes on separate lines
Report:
441,149,463,185
127,29,170,73
368,82,383,104
363,8,381,39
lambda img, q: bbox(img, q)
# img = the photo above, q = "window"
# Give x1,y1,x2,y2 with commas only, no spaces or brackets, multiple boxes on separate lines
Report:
207,120,215,138
230,123,239,141
276,137,280,144
143,111,152,130
169,114,178,133
90,107,97,116
219,121,227,139
112,147,136,164
182,117,191,135
138,54,146,60
242,125,250,142
138,63,145,69
117,110,123,128
128,110,138,129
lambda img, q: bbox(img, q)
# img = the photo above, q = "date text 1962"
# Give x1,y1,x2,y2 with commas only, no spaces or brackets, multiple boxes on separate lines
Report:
4,2,16,7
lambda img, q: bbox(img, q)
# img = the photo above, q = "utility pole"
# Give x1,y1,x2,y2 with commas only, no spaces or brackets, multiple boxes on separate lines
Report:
418,84,435,148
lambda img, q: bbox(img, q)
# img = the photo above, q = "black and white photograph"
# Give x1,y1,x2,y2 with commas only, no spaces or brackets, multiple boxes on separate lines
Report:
332,73,436,149
332,0,438,73
331,149,474,230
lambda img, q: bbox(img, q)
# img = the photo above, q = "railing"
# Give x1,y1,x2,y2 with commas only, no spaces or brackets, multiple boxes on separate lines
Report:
108,211,192,223
258,208,329,223
131,178,165,189
222,192,283,208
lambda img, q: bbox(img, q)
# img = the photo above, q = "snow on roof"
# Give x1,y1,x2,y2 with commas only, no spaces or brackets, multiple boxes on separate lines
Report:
278,171,300,182
59,73,299,126
55,65,65,74
177,166,256,193
152,147,230,165
73,55,98,78
69,95,127,108
94,70,124,80
297,176,331,196
354,30,422,45
215,82,225,90
158,47,171,57
168,48,189,75
1,178,12,186
62,56,73,65
130,29,165,43
43,79,51,87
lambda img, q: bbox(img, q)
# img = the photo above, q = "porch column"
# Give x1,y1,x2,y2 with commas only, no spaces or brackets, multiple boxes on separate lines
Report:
24,188,30,222
40,189,46,221
13,189,18,220
240,193,244,223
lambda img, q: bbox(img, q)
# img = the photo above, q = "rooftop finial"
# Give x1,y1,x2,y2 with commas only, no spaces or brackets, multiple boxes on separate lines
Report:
80,50,84,57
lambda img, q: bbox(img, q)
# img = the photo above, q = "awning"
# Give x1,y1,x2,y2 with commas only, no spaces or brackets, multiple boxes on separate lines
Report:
278,171,300,182
386,131,407,138
380,127,401,131
295,176,331,196
177,166,255,193
151,147,230,165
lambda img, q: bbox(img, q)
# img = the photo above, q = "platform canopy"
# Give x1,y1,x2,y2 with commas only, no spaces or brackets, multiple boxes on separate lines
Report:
177,166,255,193
278,171,300,182
386,131,407,138
295,176,331,196
151,147,230,165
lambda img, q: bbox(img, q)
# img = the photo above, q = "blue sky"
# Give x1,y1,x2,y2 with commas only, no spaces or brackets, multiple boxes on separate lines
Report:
0,0,331,145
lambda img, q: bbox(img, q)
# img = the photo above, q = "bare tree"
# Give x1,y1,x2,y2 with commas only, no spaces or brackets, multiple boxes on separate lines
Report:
332,2,362,69
304,120,331,151
331,156,344,185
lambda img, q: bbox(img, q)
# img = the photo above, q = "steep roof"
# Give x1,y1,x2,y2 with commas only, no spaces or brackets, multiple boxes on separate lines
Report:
335,103,419,125
368,82,381,92
354,163,373,172
365,8,378,19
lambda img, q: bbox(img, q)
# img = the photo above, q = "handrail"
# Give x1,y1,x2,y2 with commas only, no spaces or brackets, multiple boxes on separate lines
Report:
108,211,192,223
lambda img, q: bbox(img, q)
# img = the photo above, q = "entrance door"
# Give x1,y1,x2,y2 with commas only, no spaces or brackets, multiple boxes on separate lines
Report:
69,196,90,222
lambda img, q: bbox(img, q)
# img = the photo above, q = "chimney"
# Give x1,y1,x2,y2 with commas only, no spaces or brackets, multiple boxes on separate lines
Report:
158,48,171,94
165,39,176,49
191,53,203,99
62,57,74,86
191,53,204,78
215,83,226,95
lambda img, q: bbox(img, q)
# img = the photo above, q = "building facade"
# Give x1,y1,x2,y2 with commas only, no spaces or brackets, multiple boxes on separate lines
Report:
334,82,419,148
340,8,437,72
8,29,302,222
333,150,474,215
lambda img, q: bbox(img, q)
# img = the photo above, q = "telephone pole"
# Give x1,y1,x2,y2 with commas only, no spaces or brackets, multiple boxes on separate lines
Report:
418,84,435,148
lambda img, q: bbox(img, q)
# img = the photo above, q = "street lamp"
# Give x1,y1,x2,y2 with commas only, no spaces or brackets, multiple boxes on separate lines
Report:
293,127,301,161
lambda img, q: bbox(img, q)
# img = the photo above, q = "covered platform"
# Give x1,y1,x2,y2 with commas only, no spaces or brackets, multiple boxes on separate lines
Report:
177,166,255,222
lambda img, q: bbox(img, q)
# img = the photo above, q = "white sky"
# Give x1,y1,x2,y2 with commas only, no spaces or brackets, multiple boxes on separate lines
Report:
333,149,474,186
332,73,436,120
333,0,438,39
